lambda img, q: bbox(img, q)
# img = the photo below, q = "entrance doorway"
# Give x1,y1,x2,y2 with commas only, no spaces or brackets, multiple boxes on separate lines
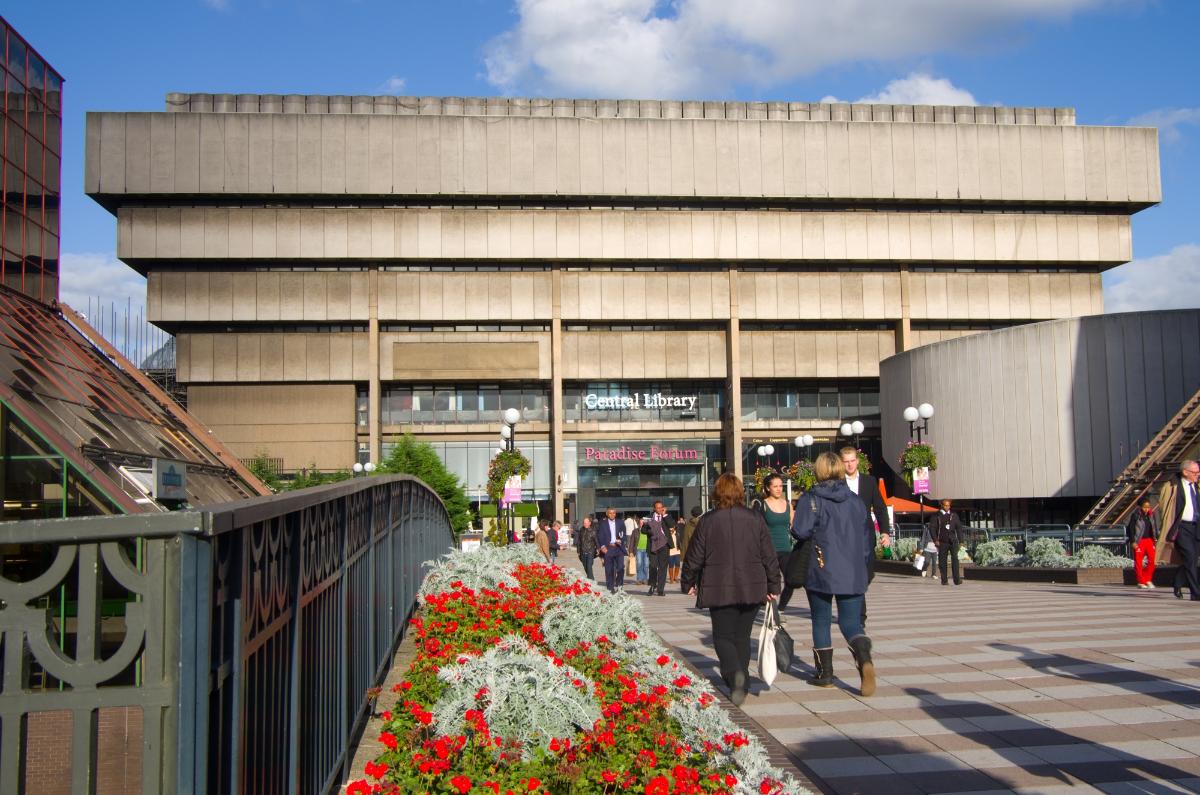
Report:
592,489,682,523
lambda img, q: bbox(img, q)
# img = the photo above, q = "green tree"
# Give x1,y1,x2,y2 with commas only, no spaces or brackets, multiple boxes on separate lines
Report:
285,464,352,491
246,450,281,493
376,434,471,538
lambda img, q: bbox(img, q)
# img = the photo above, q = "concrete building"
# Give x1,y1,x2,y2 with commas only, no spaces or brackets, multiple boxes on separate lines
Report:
85,94,1161,522
880,310,1200,526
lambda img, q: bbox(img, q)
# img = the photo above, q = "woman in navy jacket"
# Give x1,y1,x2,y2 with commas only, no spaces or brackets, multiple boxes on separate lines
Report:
791,452,877,696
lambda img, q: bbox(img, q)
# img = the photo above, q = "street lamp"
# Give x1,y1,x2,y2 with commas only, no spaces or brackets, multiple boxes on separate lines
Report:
352,461,375,477
500,408,521,543
903,403,934,444
839,420,865,448
903,402,935,516
793,434,814,455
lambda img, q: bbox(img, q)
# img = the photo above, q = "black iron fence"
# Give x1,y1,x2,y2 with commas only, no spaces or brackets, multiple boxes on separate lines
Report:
0,475,453,794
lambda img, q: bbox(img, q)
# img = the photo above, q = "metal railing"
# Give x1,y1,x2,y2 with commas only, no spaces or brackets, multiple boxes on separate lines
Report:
0,475,454,795
893,522,1130,557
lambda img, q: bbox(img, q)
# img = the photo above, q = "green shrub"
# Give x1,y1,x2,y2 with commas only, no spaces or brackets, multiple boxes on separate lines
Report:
892,537,919,562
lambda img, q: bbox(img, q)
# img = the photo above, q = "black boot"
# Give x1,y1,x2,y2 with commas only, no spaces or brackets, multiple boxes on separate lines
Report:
848,635,876,697
808,648,833,687
730,669,748,706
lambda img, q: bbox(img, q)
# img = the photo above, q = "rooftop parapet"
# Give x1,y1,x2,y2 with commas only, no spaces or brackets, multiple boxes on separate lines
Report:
165,93,1076,126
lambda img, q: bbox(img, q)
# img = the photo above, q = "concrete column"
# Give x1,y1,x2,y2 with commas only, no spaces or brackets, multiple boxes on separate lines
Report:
726,266,743,479
551,267,564,523
897,266,912,353
368,266,381,464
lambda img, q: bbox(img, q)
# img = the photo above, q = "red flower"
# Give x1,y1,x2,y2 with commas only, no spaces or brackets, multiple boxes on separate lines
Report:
526,778,541,791
450,775,472,794
644,776,670,795
346,781,371,795
672,675,692,687
377,731,398,750
625,630,638,640
602,771,617,783
725,773,738,786
363,760,388,779
656,655,670,666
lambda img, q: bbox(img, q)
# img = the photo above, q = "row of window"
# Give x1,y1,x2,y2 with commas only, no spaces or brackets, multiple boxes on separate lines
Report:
358,381,880,426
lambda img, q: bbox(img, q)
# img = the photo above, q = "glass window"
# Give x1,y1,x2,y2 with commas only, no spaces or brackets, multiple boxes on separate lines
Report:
818,390,839,419
412,387,433,422
797,392,818,419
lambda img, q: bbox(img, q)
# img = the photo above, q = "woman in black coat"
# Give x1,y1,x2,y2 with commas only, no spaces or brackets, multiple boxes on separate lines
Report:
792,452,877,696
681,472,781,706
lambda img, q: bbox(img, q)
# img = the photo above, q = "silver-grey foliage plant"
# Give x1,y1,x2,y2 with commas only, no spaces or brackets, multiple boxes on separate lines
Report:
432,634,600,760
420,543,545,598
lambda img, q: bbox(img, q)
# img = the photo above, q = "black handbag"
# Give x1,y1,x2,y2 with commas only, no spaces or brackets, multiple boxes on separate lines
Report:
785,539,811,588
768,602,795,673
784,496,818,588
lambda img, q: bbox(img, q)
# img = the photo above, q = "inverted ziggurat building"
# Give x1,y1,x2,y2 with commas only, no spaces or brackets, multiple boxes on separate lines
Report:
86,95,1160,523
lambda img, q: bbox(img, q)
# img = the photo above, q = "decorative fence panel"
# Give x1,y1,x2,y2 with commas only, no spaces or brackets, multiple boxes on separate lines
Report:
0,475,453,795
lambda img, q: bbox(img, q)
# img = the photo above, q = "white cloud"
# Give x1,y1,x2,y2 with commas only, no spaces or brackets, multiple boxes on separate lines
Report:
379,75,407,94
1103,244,1200,313
59,251,147,321
1128,107,1200,144
485,0,1109,97
821,72,977,106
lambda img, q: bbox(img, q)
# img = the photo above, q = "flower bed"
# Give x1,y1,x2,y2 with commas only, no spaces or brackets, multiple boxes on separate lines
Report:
347,545,806,795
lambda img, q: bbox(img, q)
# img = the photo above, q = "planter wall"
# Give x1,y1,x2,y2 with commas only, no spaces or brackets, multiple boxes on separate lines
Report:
875,558,1180,586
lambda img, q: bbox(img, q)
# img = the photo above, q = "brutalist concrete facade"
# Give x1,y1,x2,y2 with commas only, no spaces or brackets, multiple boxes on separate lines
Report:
85,94,1160,522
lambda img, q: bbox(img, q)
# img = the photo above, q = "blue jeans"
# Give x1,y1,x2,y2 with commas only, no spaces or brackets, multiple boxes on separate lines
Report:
636,549,649,582
806,591,865,649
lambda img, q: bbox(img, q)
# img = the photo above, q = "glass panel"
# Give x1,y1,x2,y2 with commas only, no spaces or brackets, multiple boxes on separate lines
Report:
860,391,880,415
777,391,798,420
797,392,818,419
433,387,454,422
818,390,839,419
411,387,433,422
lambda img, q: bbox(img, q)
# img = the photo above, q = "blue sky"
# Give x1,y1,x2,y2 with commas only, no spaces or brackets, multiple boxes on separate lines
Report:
7,0,1199,316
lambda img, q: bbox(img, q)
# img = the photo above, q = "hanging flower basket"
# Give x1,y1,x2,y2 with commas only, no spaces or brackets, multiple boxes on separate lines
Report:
486,449,532,504
752,466,777,495
785,460,816,493
898,442,937,486
852,449,871,475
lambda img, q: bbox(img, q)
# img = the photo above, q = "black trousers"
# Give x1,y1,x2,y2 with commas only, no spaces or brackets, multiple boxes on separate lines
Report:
774,550,795,609
938,542,962,584
647,546,668,594
1174,521,1200,596
581,550,595,581
709,603,761,685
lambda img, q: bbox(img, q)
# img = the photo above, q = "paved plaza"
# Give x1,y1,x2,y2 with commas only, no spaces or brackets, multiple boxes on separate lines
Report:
562,550,1200,795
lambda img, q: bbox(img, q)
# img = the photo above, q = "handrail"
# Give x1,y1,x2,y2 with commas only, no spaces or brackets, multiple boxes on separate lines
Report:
0,474,454,795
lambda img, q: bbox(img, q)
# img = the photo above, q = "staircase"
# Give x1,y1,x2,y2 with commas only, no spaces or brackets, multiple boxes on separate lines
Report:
1081,387,1200,526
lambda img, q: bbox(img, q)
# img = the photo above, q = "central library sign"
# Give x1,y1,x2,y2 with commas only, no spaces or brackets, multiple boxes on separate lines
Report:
583,392,698,412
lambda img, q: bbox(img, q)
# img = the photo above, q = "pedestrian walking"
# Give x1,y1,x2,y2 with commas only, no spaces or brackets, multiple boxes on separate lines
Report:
598,507,627,592
927,499,965,586
642,501,671,596
791,452,877,697
756,473,797,610
630,519,651,585
533,521,551,563
1127,501,1159,589
548,520,561,563
1158,460,1200,599
680,473,781,706
577,516,598,582
667,521,683,584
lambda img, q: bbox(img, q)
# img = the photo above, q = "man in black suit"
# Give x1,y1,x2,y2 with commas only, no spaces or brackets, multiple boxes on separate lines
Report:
597,507,627,593
841,446,890,624
1159,459,1200,599
640,500,671,596
927,498,965,585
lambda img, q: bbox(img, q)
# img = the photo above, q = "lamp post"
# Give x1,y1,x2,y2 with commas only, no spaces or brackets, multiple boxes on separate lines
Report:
790,434,814,501
500,407,521,544
839,420,865,449
351,461,375,477
903,402,935,516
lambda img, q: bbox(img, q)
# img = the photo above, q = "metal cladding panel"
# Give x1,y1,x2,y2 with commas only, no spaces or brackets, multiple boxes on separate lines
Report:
880,310,1200,500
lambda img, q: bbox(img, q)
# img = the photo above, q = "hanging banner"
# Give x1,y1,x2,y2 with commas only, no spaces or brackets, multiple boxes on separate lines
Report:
501,474,522,507
912,466,931,495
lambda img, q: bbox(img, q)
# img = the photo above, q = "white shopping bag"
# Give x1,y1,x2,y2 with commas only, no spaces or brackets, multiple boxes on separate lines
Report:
913,552,926,571
757,605,779,687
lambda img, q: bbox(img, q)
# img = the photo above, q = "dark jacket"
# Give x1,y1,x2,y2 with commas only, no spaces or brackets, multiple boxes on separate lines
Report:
680,506,781,608
927,510,964,546
1127,510,1159,545
849,472,890,536
791,480,873,596
596,516,626,552
630,514,671,554
577,521,598,556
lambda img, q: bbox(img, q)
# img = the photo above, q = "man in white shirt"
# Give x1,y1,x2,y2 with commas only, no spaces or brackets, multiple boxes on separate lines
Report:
599,507,627,593
1160,460,1200,600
